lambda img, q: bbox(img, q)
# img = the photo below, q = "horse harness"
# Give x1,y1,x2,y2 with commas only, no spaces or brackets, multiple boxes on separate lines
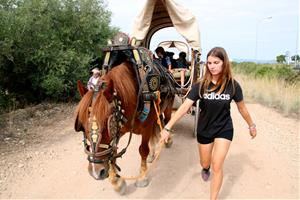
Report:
82,33,176,166
83,85,128,166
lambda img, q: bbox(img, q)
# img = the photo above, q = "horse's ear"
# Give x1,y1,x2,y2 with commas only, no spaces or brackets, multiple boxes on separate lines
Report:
75,115,85,132
103,79,114,102
77,80,88,97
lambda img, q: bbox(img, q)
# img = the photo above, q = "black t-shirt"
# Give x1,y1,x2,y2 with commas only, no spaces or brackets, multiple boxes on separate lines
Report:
187,80,243,138
159,55,171,69
176,59,188,69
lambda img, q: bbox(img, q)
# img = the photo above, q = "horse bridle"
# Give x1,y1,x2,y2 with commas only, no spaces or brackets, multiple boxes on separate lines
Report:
82,86,128,165
82,44,157,166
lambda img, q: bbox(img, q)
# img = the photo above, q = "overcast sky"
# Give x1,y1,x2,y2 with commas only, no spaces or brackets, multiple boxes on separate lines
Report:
106,0,299,61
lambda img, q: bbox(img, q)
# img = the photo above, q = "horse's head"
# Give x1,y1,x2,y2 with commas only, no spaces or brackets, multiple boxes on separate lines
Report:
75,63,135,180
75,78,122,180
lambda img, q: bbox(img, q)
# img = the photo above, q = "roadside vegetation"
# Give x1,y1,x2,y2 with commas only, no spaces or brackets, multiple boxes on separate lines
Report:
1,1,299,120
232,62,300,117
0,0,117,113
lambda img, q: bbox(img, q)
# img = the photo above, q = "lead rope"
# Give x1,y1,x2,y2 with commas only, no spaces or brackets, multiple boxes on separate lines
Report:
179,50,197,99
120,91,166,181
179,51,204,99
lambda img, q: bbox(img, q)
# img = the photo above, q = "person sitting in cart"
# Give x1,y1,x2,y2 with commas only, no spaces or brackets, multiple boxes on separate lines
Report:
166,51,178,69
87,67,101,91
176,51,190,87
155,46,173,72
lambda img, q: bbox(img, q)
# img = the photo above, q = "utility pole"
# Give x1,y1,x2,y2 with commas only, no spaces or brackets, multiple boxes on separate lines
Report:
255,16,272,62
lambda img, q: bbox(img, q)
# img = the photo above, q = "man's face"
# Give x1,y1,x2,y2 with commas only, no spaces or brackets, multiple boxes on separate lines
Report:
157,52,163,58
93,72,100,78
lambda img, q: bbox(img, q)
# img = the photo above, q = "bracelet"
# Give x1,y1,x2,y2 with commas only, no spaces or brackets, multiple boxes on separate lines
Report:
164,127,173,133
249,123,256,129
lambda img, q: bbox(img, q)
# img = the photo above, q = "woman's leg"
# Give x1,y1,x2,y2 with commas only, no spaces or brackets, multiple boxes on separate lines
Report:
210,138,231,200
198,142,214,170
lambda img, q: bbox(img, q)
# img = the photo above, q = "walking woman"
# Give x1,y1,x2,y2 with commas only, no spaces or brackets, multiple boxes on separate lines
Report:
160,47,257,200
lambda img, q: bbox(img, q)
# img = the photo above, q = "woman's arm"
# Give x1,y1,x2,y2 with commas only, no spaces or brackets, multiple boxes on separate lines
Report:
235,100,257,139
165,56,173,72
87,77,93,90
160,98,195,142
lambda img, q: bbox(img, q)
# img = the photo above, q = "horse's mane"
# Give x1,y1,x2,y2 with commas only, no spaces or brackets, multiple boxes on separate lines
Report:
105,61,137,109
76,62,137,132
75,90,93,132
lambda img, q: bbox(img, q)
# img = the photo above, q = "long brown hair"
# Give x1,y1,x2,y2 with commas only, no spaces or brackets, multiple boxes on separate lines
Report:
200,47,234,95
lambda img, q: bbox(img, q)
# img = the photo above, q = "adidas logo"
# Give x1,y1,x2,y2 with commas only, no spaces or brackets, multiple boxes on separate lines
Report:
203,92,230,100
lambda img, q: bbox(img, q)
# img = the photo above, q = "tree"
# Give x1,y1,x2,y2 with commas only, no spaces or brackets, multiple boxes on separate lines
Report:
291,55,300,62
276,55,286,63
0,0,118,110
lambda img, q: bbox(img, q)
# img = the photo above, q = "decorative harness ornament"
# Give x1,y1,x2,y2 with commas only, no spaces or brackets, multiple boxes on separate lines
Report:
80,32,177,179
83,88,128,166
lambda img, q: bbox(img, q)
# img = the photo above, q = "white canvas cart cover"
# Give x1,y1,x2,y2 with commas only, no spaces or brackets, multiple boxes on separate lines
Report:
158,41,190,57
131,0,201,52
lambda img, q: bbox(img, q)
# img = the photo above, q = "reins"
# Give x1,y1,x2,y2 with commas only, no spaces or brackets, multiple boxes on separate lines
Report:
80,41,177,181
84,89,167,181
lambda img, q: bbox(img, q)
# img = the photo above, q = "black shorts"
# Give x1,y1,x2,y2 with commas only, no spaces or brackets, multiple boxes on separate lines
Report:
197,130,233,144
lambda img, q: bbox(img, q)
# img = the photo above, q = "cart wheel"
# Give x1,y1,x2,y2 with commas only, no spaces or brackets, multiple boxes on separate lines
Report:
193,100,200,137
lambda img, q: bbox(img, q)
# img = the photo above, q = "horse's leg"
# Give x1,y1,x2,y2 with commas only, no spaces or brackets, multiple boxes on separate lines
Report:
109,163,127,195
164,97,174,123
147,124,160,163
135,126,152,187
163,97,175,148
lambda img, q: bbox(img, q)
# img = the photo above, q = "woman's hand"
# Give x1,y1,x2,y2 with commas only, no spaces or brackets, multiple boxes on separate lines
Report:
160,128,171,143
235,101,257,139
249,124,257,139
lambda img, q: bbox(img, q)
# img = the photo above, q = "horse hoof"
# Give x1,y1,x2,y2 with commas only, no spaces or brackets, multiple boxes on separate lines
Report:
135,177,149,187
147,154,155,163
165,138,173,148
113,178,127,195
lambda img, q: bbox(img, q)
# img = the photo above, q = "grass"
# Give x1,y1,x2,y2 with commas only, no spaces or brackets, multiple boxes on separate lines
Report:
234,73,300,118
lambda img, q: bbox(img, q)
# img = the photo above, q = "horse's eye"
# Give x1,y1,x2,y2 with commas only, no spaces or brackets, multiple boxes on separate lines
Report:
100,82,107,89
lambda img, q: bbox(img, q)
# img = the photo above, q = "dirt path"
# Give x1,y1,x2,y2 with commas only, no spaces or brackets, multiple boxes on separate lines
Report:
0,103,299,199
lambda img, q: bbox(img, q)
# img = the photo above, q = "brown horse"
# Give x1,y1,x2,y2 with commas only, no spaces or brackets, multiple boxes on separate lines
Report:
74,60,175,194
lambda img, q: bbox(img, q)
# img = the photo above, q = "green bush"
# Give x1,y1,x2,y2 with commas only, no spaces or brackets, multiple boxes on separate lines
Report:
232,62,297,82
0,0,118,111
254,65,273,78
0,90,8,112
